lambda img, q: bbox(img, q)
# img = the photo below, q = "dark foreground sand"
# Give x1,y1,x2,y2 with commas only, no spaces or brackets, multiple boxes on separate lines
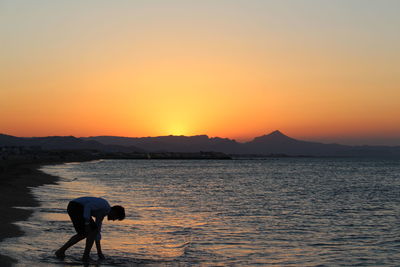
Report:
0,162,60,266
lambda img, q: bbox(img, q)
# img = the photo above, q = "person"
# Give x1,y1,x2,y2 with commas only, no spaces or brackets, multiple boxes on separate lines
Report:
55,196,125,261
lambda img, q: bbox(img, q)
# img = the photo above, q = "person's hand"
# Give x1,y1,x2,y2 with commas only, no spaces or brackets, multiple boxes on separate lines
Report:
98,252,105,260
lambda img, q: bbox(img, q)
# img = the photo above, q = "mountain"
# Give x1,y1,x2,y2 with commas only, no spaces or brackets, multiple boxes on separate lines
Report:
2,131,400,157
0,134,144,153
249,130,298,146
84,131,400,157
244,130,347,155
82,135,242,154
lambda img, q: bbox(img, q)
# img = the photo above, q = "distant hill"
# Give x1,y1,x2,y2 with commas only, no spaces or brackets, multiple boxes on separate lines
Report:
84,131,400,157
2,132,400,157
244,130,350,156
82,135,242,154
0,134,144,153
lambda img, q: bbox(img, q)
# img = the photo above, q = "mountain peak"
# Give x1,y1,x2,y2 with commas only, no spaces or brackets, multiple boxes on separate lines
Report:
251,130,295,143
268,130,285,137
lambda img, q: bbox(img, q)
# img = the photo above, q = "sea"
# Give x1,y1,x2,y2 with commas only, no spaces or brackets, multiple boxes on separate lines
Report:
1,157,400,266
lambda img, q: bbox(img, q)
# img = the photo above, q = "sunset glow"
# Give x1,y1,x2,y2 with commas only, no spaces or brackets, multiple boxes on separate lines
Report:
1,1,399,145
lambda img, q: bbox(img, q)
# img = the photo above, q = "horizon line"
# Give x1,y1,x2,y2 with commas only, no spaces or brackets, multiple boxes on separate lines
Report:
2,131,400,147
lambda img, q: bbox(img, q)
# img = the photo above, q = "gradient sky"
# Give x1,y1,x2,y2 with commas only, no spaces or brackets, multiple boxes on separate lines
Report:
1,0,399,145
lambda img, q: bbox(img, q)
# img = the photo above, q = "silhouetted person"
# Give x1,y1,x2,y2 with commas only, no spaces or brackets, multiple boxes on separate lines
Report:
55,196,125,261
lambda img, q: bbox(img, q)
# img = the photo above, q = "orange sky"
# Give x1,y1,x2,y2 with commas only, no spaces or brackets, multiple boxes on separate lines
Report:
1,1,399,145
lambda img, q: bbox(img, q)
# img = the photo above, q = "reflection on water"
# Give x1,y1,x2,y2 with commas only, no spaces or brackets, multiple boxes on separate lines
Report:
1,158,400,266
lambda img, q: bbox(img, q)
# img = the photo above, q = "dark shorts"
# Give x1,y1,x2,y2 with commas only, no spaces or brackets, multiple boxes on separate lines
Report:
67,201,97,235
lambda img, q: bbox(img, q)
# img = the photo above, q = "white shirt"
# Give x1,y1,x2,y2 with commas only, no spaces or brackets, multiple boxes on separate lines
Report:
73,196,111,240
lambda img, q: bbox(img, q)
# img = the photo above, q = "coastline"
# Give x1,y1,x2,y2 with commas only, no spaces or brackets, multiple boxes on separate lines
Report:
0,161,66,266
0,151,232,264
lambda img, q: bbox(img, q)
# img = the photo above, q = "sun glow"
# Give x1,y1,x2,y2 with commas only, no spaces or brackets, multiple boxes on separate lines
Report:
1,1,400,144
166,124,189,136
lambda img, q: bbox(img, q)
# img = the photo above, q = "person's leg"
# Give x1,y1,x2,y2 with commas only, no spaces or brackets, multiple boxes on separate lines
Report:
55,234,86,258
55,201,85,258
82,230,97,261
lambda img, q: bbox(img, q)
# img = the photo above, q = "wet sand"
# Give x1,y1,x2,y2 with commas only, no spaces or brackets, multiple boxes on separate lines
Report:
0,162,60,266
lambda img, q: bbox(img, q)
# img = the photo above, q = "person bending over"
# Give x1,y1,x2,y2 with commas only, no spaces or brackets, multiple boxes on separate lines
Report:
55,196,125,261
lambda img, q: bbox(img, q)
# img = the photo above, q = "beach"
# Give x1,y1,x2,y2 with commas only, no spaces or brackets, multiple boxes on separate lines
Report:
0,161,61,266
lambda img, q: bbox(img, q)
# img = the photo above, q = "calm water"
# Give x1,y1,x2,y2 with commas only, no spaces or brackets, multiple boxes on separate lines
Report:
1,158,400,266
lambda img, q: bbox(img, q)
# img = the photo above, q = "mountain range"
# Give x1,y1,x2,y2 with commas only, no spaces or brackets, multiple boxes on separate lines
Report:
0,134,143,153
80,130,400,157
1,130,400,157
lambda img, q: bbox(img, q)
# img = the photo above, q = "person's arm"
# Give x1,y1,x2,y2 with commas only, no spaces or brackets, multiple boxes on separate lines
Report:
83,203,92,223
82,203,96,236
95,216,104,241
95,216,105,259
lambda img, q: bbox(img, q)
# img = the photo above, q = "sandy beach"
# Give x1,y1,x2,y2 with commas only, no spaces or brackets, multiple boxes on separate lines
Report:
0,162,60,266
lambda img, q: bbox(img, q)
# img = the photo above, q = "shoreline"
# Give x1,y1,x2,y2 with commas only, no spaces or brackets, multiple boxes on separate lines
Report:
0,153,231,264
0,160,79,266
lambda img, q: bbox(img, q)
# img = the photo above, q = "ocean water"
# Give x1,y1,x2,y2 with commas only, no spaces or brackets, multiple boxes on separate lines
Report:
1,158,400,266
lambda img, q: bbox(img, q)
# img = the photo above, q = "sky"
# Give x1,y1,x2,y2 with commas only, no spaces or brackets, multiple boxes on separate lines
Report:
1,0,399,145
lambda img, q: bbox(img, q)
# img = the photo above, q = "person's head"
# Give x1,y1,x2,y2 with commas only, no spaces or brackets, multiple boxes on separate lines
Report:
108,205,125,221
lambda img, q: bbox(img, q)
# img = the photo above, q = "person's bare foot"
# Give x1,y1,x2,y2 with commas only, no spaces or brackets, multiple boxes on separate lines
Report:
55,250,65,259
82,254,94,262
